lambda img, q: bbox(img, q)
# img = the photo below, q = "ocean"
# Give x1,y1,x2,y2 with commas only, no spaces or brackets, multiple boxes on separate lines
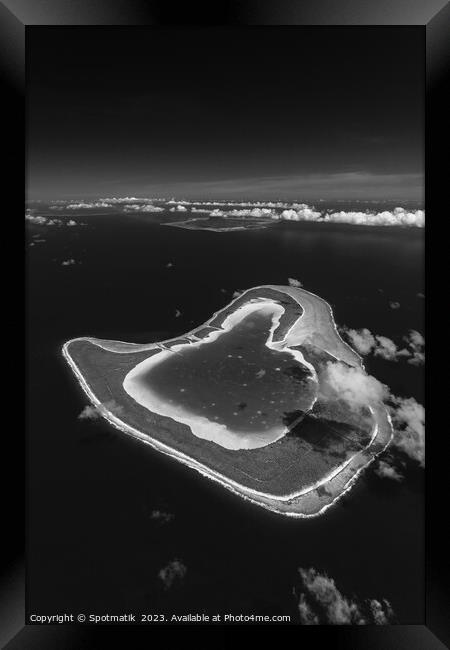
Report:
26,208,424,623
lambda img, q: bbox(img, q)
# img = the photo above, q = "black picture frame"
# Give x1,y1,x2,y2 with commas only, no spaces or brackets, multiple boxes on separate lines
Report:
2,0,446,646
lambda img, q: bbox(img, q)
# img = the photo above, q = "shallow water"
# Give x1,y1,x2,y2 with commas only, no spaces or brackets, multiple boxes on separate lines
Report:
140,306,315,436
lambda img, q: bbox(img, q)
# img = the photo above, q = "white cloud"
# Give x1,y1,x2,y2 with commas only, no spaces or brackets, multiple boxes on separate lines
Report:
158,559,187,590
223,207,275,218
324,207,424,228
341,327,376,356
26,214,83,227
26,214,61,226
341,327,424,365
66,201,112,209
297,567,394,625
150,510,174,524
202,203,424,227
320,361,389,409
389,396,425,467
98,196,157,204
41,199,425,227
389,301,401,309
78,399,124,420
288,277,303,287
123,203,164,213
297,593,320,624
369,599,395,625
373,335,407,361
374,460,403,482
61,259,77,266
404,330,425,366
319,360,425,473
280,204,322,221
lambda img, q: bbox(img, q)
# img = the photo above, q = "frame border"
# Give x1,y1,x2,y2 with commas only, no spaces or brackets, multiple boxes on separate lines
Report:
3,0,446,645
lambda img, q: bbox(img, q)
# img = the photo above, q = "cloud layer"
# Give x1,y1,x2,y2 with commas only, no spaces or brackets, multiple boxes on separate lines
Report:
37,198,425,227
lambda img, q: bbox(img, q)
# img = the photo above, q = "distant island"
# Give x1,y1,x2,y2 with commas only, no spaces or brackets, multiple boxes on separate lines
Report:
63,285,392,517
164,214,276,231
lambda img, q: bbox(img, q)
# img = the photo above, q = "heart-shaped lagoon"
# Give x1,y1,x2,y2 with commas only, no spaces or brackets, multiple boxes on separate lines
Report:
124,302,318,449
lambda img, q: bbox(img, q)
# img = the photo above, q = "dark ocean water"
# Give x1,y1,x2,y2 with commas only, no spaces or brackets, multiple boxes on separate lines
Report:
27,210,424,623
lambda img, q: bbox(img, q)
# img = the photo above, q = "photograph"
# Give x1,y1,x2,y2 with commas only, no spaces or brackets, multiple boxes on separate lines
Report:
24,24,427,628
0,0,444,640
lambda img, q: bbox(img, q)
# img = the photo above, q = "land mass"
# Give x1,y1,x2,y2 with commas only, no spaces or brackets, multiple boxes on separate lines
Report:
63,285,392,517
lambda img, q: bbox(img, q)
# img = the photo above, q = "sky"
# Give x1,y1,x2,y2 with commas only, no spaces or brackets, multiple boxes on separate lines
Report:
27,27,424,202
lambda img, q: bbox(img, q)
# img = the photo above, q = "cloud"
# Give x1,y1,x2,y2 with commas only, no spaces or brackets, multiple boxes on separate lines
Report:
297,567,395,625
374,460,403,482
320,361,389,409
281,204,322,221
232,290,244,298
26,214,83,227
297,593,320,624
323,207,424,228
341,327,424,365
40,198,424,227
61,259,77,266
26,214,62,226
158,559,187,590
343,327,377,356
215,207,276,218
175,309,181,318
123,203,164,213
66,201,112,209
319,361,425,474
404,330,425,366
373,335,407,361
389,396,425,467
78,399,124,420
369,599,395,625
389,301,401,309
205,203,424,227
30,237,46,245
288,277,303,287
150,510,175,524
98,196,157,204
